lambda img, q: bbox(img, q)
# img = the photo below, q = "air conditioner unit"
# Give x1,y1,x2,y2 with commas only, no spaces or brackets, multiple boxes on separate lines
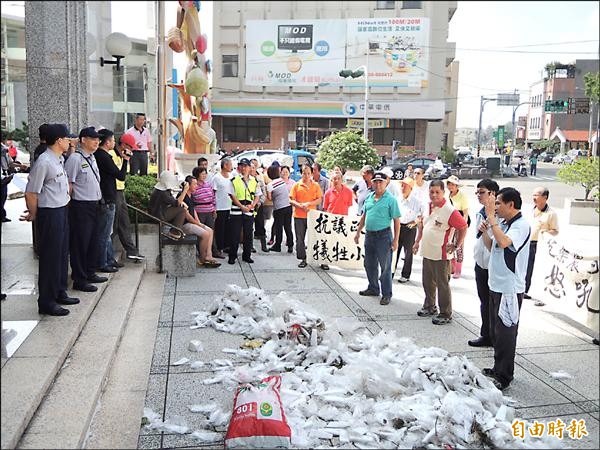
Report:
147,37,157,55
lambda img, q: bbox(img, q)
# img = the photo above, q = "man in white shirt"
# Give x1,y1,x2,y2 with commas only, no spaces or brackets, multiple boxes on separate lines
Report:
393,177,424,283
468,179,500,348
125,113,153,176
213,157,233,254
479,187,531,390
411,168,430,217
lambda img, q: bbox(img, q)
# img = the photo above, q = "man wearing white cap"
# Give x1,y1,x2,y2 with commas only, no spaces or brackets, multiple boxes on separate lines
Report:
354,171,401,306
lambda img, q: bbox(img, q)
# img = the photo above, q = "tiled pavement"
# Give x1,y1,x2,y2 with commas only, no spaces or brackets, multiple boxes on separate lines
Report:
139,248,599,449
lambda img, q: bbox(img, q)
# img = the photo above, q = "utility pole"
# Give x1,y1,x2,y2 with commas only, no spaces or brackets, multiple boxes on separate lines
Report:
156,0,167,173
477,95,496,149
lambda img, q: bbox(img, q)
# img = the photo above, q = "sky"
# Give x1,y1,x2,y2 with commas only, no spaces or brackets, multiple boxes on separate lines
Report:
2,1,598,131
448,1,599,129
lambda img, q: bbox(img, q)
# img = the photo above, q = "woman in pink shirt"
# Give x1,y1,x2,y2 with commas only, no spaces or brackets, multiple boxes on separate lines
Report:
192,167,223,258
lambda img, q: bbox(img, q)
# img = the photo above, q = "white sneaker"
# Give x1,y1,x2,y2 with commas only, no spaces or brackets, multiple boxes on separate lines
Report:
398,277,409,283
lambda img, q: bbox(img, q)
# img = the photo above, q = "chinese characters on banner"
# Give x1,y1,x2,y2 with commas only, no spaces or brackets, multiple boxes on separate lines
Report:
307,210,364,270
533,233,599,331
307,210,397,271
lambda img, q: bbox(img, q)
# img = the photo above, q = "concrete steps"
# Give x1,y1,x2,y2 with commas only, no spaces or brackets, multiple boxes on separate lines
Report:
84,272,165,449
12,262,145,449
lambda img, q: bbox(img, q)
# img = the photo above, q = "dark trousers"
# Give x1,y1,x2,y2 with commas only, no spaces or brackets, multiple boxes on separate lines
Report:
254,204,266,238
198,211,218,255
489,291,523,386
272,206,293,249
215,210,230,251
113,190,137,254
163,206,186,228
294,217,308,260
525,241,537,293
69,200,101,284
37,206,69,310
228,214,254,260
364,229,394,298
0,180,7,220
475,263,491,339
393,224,417,279
422,258,452,318
530,163,537,176
129,151,148,176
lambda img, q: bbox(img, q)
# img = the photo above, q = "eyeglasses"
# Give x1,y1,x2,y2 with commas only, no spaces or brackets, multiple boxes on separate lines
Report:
476,190,490,195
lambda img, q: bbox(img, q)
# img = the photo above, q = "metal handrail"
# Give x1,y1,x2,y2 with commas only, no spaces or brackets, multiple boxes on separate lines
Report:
124,202,188,273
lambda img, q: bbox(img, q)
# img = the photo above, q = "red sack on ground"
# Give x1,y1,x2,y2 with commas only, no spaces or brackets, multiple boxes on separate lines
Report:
225,375,291,448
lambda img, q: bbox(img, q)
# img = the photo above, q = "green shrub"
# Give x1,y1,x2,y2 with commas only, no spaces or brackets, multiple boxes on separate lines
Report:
557,157,599,200
316,130,379,171
124,174,158,223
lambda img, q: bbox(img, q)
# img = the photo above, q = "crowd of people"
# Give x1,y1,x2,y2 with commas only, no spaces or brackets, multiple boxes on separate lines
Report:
20,122,145,316
15,121,560,391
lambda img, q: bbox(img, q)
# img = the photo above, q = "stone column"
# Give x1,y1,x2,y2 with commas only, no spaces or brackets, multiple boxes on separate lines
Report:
25,1,88,153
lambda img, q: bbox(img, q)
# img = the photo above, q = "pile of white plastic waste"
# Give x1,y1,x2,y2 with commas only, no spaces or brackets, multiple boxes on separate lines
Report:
143,285,559,449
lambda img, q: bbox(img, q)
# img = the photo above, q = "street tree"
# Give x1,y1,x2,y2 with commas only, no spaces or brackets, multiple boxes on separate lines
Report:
317,130,379,171
557,156,599,200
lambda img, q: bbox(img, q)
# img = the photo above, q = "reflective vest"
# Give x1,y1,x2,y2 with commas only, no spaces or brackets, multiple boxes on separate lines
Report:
230,175,258,216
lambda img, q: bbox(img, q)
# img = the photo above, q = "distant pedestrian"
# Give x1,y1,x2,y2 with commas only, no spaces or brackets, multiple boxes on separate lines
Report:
468,178,500,348
411,168,430,215
529,154,538,176
266,164,293,253
524,187,559,304
65,126,107,293
352,165,374,215
393,177,423,283
412,180,467,325
125,113,153,175
289,163,323,268
192,167,222,258
250,158,270,253
446,175,470,279
22,124,79,315
479,187,531,390
354,171,401,306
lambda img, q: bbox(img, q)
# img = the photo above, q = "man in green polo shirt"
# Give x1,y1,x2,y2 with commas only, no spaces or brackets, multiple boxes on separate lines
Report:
354,171,401,305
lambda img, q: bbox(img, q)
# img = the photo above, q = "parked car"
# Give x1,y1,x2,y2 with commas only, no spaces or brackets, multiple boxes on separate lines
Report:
232,149,283,164
552,153,567,164
539,151,555,162
564,149,586,164
233,149,326,181
453,149,474,166
384,157,451,180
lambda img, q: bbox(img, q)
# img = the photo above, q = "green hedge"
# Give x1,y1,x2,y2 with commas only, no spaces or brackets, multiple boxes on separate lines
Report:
124,174,158,223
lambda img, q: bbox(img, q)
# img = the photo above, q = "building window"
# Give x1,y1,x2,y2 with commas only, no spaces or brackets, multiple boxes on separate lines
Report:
222,55,238,78
223,117,270,143
402,1,422,9
376,1,396,9
371,119,416,146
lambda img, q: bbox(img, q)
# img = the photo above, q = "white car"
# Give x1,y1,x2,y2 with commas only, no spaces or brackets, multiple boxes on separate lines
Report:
552,154,566,164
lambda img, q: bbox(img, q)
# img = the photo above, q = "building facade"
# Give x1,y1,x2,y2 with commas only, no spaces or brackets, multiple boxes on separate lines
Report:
1,14,27,133
526,59,599,147
210,0,458,156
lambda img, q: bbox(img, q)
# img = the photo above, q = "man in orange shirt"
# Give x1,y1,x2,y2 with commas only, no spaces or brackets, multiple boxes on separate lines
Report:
289,163,322,268
323,170,354,215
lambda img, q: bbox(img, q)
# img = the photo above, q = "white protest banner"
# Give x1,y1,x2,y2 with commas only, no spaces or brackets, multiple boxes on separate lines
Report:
307,210,364,270
533,233,599,332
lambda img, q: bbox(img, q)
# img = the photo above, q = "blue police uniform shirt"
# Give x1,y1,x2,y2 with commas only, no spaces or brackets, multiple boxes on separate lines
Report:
64,150,102,201
363,190,401,232
488,212,531,294
25,148,70,208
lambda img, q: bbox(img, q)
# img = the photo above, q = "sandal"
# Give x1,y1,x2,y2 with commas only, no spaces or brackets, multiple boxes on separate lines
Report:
203,260,221,268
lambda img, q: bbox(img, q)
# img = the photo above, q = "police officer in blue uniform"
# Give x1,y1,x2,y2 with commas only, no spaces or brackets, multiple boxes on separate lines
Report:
22,124,79,316
65,127,107,292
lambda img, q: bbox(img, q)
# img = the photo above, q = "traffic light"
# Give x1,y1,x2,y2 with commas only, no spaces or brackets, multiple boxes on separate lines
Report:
339,69,353,78
544,99,569,113
339,69,365,78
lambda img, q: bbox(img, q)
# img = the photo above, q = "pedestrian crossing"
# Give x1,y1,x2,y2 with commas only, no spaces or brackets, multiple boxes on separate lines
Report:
529,175,556,181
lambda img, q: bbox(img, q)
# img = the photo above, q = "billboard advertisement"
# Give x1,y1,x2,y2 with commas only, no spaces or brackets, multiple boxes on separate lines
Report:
245,18,430,89
245,20,346,86
345,17,430,88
